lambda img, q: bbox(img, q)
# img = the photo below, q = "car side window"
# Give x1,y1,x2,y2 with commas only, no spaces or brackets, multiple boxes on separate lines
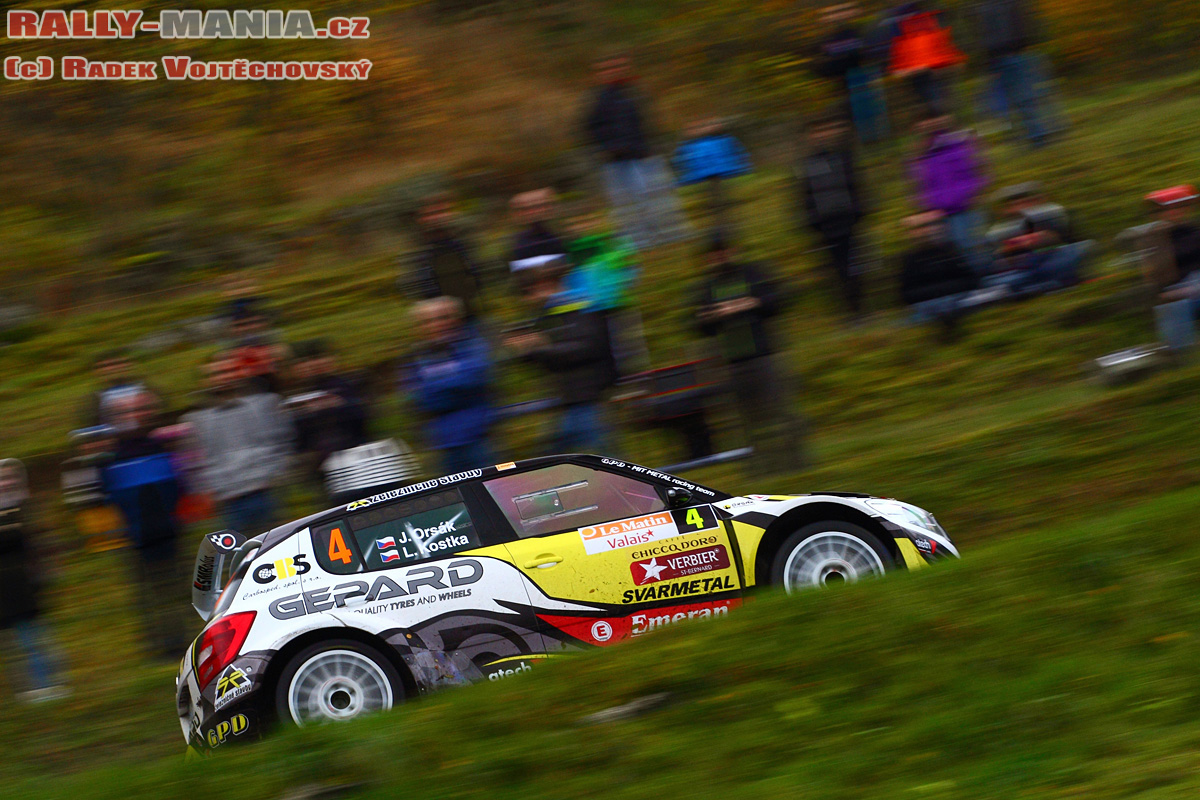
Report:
484,464,667,539
311,489,482,573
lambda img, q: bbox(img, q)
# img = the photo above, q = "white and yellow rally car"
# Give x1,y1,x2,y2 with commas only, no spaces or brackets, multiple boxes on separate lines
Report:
178,454,957,751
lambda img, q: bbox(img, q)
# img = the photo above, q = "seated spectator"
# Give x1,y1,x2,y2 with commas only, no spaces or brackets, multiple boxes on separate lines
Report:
694,236,806,474
505,267,617,454
672,117,752,232
509,188,568,284
1142,186,1200,350
983,182,1094,296
910,110,991,274
406,298,497,475
287,340,370,492
899,211,978,339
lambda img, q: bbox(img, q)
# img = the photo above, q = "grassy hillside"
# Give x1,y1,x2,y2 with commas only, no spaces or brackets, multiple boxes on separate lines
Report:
13,483,1200,800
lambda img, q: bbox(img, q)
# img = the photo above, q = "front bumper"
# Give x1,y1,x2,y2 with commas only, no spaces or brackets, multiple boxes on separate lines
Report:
877,518,959,567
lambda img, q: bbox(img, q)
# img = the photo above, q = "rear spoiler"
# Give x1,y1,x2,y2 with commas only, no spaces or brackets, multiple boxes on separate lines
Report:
192,530,248,621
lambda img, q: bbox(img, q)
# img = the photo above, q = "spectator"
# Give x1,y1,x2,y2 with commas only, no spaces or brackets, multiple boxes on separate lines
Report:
886,2,966,115
565,206,648,375
911,110,991,274
0,458,70,701
84,350,156,428
583,55,690,251
672,116,752,234
1142,187,1200,349
984,182,1093,296
101,391,190,659
899,211,979,339
970,0,1050,145
287,340,370,492
505,268,617,453
226,298,289,395
184,352,293,535
409,194,485,320
815,3,890,144
694,237,806,474
407,297,497,474
509,188,568,286
799,114,867,320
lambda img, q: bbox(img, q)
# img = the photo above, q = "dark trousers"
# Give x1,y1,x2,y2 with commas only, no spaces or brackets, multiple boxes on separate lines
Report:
728,356,807,474
134,550,189,658
824,232,863,316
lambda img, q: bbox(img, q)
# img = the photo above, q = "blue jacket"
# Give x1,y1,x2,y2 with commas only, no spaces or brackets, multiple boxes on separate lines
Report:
672,134,752,185
408,329,495,450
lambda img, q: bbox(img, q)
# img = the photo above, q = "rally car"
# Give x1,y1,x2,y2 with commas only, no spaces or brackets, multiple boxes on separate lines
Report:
178,454,957,751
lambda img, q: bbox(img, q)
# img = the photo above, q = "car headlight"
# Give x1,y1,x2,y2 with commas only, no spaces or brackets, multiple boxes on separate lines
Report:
864,499,941,533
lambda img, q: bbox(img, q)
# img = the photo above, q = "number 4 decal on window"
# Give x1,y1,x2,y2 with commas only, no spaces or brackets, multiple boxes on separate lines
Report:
671,506,717,533
328,527,353,565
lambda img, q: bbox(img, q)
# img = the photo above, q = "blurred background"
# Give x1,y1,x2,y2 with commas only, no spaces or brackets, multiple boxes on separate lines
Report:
4,0,1200,796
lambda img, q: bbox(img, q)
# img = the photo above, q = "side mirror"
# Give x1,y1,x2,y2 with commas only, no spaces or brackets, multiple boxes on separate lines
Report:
666,487,693,509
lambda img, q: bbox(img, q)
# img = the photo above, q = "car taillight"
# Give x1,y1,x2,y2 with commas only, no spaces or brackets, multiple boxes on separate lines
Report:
195,611,256,692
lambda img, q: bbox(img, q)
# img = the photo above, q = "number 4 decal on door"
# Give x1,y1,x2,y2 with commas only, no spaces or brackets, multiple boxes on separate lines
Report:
671,506,717,533
328,527,354,565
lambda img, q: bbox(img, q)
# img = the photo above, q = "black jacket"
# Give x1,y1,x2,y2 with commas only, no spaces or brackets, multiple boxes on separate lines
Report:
816,27,867,81
973,0,1039,62
527,299,616,406
900,242,978,305
584,83,651,162
1170,223,1200,281
411,232,483,319
696,262,782,363
800,147,864,239
0,504,43,627
293,374,370,468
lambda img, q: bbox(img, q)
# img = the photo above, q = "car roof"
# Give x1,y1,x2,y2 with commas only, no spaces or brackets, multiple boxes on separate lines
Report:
257,453,728,556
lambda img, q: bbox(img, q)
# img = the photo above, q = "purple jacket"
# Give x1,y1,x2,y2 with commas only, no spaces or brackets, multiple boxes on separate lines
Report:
911,130,987,215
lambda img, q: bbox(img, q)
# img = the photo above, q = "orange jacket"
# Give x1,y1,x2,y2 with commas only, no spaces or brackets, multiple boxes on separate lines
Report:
890,11,965,74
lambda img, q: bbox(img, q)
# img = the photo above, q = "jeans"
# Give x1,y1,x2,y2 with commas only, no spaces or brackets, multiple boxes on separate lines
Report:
554,403,610,454
944,210,992,275
991,53,1048,145
985,241,1093,297
1155,300,1197,351
11,619,64,690
441,439,495,476
911,294,971,324
601,157,690,251
845,67,889,144
222,489,275,534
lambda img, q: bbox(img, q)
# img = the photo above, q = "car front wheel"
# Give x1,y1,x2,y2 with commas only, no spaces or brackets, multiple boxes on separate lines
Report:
275,639,404,727
770,521,892,593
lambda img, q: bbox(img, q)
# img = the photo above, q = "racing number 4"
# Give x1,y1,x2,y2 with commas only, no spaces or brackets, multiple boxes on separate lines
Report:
328,527,353,565
685,507,705,530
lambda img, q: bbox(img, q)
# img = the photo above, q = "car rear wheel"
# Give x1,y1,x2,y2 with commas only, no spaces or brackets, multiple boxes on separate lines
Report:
770,521,891,593
275,639,403,727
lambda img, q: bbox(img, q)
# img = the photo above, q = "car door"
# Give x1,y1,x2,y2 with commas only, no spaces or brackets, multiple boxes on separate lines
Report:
297,486,548,686
481,462,743,650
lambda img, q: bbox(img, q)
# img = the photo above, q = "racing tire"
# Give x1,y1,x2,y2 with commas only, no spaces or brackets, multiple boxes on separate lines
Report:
274,639,405,727
769,521,892,594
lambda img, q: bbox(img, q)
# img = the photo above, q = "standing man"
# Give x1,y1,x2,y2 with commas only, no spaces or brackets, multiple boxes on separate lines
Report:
799,115,867,320
409,193,485,321
506,268,616,454
971,0,1050,145
101,390,189,660
695,237,806,474
184,352,293,534
583,55,689,251
407,297,497,475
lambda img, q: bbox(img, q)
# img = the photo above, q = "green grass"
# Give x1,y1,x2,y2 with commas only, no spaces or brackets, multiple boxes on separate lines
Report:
4,47,1200,800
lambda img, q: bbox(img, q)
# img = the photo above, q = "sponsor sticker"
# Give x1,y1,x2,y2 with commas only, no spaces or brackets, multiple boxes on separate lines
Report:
207,713,249,748
579,512,677,556
495,462,517,471
213,663,252,711
487,661,532,681
590,620,613,642
539,599,741,646
252,555,310,585
630,544,730,586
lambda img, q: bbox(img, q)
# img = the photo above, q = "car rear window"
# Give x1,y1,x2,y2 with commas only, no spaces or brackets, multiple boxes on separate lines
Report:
311,489,481,573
